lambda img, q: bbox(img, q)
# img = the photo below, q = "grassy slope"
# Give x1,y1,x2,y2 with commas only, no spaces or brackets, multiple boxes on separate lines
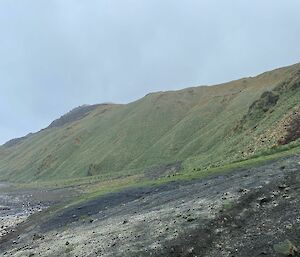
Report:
0,63,300,183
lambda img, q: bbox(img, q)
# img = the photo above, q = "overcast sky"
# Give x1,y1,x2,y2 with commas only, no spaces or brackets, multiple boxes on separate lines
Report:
1,0,300,144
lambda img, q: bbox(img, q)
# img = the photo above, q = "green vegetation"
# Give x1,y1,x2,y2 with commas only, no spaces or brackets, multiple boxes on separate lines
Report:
41,140,300,205
1,62,300,188
273,239,298,256
221,201,234,212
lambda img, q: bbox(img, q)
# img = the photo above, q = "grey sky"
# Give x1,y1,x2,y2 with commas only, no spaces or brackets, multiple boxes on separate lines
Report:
1,0,300,144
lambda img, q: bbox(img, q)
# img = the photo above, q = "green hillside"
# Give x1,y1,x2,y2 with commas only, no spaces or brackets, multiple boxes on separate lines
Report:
1,63,300,183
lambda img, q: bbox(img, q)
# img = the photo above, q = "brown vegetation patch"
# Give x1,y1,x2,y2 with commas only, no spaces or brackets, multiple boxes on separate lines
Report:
278,107,300,145
37,154,56,173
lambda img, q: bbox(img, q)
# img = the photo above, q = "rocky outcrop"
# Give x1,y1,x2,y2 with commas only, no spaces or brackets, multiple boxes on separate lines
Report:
47,104,103,129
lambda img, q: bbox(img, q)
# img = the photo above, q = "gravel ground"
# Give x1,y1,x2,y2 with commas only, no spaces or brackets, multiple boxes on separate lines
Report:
0,185,76,246
0,155,300,257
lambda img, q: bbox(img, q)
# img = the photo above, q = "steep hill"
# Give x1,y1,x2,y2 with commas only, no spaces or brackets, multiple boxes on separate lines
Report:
1,63,300,182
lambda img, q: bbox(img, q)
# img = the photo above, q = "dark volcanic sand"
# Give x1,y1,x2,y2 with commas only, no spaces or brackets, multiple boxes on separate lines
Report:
0,155,300,256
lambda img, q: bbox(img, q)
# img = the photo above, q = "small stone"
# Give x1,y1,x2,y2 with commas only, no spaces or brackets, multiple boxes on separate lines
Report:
65,241,70,246
33,233,44,241
283,222,293,229
278,184,288,190
238,188,247,193
187,247,194,253
258,196,271,205
187,217,196,222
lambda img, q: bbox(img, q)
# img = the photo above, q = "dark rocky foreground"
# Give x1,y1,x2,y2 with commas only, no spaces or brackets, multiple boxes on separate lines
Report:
0,185,76,246
0,155,300,256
